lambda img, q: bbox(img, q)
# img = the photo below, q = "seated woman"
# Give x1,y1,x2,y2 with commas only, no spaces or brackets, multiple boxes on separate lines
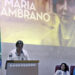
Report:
55,63,70,75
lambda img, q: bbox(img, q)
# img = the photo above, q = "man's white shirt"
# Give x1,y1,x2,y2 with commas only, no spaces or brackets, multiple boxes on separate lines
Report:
8,49,30,60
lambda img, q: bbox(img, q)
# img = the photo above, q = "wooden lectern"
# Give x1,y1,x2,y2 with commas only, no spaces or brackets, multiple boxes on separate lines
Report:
5,60,39,75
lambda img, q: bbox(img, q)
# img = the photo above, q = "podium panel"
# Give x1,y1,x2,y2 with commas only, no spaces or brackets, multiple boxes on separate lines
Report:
6,60,39,75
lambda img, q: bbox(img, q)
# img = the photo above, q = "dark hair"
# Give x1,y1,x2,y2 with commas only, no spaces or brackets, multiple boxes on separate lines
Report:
60,63,69,72
53,0,63,12
53,0,75,13
53,0,58,12
16,40,24,47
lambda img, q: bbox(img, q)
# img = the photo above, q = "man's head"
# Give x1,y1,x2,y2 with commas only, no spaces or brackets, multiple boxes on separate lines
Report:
16,40,24,55
53,0,75,22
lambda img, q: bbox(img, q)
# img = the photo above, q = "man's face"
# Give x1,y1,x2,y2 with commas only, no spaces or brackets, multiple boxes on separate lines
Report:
16,44,23,53
56,0,75,22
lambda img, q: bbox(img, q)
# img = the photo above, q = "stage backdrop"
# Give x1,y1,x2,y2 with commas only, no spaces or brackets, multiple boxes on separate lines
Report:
0,0,75,75
0,0,75,47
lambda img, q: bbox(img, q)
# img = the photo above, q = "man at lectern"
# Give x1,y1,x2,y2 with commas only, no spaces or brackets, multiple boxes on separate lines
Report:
8,40,30,60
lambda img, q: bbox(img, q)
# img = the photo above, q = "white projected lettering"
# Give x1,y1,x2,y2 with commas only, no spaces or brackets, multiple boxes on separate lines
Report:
14,0,20,8
5,0,36,10
1,8,8,16
0,0,50,22
5,0,13,7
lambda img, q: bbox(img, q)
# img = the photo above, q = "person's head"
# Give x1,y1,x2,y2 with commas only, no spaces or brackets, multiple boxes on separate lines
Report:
53,0,75,22
60,63,69,72
16,40,24,54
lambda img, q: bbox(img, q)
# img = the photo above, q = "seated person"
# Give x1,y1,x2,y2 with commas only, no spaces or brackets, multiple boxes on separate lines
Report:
55,63,70,75
7,40,30,60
